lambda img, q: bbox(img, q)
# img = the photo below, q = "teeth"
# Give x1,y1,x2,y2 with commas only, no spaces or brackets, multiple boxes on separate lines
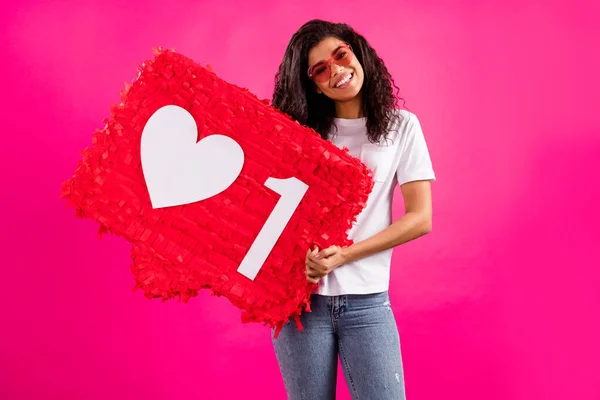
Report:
335,73,352,88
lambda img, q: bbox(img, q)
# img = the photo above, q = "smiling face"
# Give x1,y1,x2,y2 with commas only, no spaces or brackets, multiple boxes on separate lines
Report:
307,36,365,104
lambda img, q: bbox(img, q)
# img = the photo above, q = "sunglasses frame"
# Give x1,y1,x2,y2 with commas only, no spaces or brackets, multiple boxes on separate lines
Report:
307,42,354,82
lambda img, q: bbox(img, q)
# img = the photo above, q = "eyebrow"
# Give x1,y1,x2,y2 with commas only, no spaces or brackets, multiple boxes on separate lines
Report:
330,45,345,55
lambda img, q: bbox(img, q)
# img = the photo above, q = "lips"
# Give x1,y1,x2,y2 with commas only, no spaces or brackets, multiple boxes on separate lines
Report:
333,72,353,89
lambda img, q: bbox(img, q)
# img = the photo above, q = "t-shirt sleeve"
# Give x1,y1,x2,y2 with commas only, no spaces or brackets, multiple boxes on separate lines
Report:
396,113,436,186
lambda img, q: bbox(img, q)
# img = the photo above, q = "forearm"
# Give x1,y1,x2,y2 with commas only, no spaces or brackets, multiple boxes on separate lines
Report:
343,211,432,264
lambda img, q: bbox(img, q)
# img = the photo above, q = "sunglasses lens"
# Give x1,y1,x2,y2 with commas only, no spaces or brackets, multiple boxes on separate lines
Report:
335,48,353,66
313,66,330,82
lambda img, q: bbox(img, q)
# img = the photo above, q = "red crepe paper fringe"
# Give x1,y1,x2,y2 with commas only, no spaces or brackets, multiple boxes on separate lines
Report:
61,47,373,331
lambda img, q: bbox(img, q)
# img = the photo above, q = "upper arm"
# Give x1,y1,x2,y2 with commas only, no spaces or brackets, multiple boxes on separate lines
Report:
395,113,435,217
400,180,432,216
395,113,436,186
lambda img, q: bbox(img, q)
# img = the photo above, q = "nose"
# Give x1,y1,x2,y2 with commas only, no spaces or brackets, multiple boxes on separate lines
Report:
329,63,344,79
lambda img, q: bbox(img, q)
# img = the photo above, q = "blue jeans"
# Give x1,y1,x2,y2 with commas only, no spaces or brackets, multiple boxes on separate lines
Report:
272,291,406,400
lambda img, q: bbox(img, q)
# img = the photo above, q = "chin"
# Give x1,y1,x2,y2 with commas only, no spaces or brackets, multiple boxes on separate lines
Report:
330,88,362,102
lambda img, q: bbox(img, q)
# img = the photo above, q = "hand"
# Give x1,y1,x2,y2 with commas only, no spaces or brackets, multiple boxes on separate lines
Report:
305,245,348,284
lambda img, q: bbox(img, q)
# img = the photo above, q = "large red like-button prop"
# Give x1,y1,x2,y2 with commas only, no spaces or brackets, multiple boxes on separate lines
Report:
61,48,373,333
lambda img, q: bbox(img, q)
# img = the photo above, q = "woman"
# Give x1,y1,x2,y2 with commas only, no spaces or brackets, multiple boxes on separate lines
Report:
271,19,435,400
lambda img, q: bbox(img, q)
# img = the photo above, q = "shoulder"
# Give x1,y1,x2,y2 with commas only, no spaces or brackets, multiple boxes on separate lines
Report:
394,109,422,130
385,109,423,144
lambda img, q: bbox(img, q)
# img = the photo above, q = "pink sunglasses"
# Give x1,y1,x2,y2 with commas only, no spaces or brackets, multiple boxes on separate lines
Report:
307,43,354,83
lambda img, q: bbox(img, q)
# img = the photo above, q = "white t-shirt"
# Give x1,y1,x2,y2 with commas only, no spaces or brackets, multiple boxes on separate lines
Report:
314,110,436,296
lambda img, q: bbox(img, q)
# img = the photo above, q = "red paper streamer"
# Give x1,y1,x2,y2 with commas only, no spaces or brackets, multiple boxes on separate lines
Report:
61,48,373,332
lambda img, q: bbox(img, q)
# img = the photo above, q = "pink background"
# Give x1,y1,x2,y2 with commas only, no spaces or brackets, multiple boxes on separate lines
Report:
1,1,599,399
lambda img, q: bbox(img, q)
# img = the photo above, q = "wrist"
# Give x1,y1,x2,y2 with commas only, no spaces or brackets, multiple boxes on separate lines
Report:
341,245,357,264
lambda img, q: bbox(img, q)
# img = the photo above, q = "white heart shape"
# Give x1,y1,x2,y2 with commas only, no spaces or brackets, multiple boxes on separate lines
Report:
140,105,244,209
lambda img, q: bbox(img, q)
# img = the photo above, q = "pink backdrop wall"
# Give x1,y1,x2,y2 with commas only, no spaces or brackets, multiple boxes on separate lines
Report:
1,1,599,399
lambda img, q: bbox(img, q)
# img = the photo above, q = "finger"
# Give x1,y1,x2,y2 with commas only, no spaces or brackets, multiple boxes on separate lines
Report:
306,257,328,275
309,249,328,262
306,263,325,279
306,270,324,280
316,246,338,260
306,246,319,260
305,266,323,284
307,253,330,268
306,259,327,274
306,247,315,262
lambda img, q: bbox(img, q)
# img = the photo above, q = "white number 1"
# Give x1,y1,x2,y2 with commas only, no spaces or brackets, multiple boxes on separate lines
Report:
236,177,309,280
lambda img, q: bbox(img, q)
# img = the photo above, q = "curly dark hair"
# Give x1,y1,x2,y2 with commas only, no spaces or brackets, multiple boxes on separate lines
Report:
272,19,403,143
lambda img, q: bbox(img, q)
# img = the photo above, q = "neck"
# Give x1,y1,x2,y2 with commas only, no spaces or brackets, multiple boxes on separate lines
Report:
335,93,364,119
